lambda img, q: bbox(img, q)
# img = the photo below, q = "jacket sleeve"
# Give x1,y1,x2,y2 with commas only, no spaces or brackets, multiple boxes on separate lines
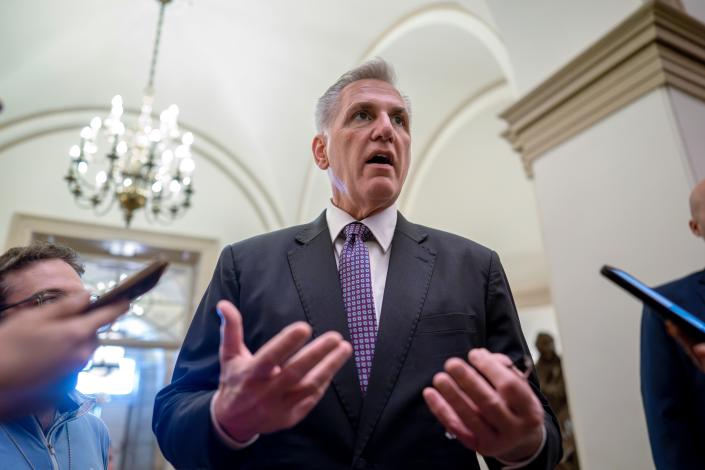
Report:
481,251,563,470
152,246,247,469
640,304,701,468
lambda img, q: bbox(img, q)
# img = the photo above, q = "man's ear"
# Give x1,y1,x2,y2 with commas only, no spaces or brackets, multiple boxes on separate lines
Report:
690,219,701,237
312,134,329,170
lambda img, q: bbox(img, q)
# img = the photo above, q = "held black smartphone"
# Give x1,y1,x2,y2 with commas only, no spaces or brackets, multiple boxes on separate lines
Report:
82,259,169,313
601,264,705,342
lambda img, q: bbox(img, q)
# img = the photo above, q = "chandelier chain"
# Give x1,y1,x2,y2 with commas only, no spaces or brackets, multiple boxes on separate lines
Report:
147,1,168,93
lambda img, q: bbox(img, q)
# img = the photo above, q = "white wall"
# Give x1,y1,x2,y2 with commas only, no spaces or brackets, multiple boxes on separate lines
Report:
667,87,705,184
533,88,699,469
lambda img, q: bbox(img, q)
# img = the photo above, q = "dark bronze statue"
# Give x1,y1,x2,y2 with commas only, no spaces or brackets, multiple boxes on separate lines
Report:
535,332,579,470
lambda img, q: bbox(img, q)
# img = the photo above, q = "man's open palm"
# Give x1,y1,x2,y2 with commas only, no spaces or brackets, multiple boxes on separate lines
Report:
212,300,352,442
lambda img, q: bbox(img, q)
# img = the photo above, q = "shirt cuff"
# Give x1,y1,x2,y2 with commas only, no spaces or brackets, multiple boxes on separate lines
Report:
494,425,547,470
209,394,259,449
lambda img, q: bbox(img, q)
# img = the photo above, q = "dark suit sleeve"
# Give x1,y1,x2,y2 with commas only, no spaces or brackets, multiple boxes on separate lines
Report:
482,251,563,470
152,246,247,469
641,305,701,469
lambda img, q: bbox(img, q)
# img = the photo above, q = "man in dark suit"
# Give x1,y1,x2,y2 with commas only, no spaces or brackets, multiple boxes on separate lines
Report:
641,178,705,469
153,58,561,469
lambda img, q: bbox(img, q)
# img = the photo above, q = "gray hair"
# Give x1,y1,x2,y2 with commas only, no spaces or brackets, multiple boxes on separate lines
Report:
315,57,411,133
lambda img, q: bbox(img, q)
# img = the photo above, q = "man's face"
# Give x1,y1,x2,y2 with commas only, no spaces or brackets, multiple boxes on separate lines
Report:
312,79,411,218
3,259,85,315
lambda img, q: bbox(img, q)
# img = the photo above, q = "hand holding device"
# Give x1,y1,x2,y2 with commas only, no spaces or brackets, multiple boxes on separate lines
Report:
83,259,168,312
600,265,705,343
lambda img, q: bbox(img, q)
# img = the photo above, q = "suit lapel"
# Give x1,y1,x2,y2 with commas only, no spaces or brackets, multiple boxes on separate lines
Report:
354,214,437,455
287,212,363,428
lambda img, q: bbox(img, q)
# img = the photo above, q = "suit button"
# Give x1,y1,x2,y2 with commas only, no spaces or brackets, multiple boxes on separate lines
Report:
354,457,367,469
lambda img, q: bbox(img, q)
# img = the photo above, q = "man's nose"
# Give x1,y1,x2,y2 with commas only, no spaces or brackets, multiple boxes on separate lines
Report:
371,114,394,142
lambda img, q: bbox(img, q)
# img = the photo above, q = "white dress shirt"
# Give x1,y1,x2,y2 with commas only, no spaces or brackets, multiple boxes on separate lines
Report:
325,201,397,325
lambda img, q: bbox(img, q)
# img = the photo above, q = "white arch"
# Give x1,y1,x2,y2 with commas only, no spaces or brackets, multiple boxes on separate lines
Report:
399,80,514,214
360,4,517,93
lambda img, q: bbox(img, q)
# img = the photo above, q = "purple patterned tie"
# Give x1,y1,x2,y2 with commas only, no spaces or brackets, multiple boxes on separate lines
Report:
339,222,378,394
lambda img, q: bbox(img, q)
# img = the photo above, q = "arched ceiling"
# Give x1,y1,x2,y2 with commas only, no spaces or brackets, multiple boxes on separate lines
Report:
0,0,549,302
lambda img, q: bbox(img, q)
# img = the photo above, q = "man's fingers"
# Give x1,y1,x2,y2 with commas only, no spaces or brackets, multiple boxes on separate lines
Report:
422,387,478,449
432,371,496,437
444,357,515,431
466,349,540,419
284,340,352,402
218,300,247,362
279,332,347,386
251,322,312,378
78,299,130,333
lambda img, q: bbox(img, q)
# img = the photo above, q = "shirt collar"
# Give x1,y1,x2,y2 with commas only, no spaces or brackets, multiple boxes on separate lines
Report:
326,201,397,253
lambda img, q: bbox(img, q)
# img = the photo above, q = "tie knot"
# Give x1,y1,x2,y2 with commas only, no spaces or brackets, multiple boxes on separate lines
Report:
343,222,372,242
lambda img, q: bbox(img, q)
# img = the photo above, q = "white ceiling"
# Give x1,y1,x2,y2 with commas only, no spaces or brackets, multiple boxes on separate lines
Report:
0,0,549,300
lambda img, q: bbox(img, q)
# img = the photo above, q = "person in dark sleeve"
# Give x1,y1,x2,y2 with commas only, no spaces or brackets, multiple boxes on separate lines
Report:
153,58,562,470
641,178,705,469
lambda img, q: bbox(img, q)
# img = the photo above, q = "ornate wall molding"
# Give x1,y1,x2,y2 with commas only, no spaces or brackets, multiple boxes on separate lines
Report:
500,0,705,177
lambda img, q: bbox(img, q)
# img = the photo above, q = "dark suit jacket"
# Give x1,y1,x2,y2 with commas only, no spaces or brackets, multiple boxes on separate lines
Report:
153,212,562,469
641,269,705,470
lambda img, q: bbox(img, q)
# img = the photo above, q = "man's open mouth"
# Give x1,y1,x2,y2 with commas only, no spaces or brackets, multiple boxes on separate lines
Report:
366,154,393,165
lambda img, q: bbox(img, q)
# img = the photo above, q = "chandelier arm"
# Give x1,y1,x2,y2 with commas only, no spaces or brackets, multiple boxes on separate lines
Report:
93,192,119,217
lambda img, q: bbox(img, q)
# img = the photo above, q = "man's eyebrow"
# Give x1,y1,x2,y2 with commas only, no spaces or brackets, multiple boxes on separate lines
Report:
344,101,409,115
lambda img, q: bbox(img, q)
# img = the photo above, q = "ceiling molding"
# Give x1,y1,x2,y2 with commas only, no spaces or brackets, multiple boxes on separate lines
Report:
0,107,285,231
500,0,705,177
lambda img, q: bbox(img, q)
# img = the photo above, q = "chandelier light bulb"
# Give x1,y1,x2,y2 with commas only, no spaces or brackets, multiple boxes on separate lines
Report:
182,131,194,146
78,161,88,174
69,145,81,159
123,177,133,187
110,95,124,117
174,145,188,160
90,117,102,130
96,171,108,185
116,141,128,155
169,180,181,193
80,126,93,140
161,149,174,165
152,181,162,193
179,157,195,174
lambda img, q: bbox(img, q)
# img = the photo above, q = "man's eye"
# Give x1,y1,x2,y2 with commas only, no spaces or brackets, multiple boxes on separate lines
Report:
393,115,406,126
353,111,371,121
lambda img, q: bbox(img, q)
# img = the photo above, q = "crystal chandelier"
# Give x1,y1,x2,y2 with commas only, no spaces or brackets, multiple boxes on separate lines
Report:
65,0,194,227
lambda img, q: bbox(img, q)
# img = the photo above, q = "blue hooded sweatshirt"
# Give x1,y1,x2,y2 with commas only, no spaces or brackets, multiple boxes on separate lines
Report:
0,390,109,470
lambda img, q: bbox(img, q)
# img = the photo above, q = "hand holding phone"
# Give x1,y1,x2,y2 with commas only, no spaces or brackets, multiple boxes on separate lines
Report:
601,265,705,343
83,259,169,313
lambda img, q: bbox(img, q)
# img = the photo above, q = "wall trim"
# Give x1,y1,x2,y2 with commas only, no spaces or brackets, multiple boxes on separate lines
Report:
500,0,705,177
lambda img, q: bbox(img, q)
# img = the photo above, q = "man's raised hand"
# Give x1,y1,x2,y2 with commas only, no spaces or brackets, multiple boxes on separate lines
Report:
212,300,352,442
423,348,545,463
